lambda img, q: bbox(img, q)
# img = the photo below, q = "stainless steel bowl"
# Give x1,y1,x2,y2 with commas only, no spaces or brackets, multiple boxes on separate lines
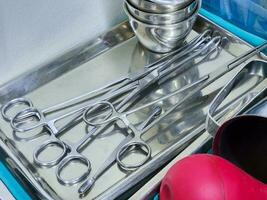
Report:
128,0,195,14
124,3,198,53
125,0,199,25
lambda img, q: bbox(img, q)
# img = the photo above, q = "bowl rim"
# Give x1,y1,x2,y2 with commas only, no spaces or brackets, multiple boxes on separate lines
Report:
125,0,199,17
128,0,195,9
124,1,200,28
147,0,194,5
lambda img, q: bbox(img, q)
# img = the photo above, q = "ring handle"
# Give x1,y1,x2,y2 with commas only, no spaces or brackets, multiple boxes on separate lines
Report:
33,139,67,167
10,107,44,132
1,98,33,121
56,155,91,186
83,101,114,126
116,141,151,171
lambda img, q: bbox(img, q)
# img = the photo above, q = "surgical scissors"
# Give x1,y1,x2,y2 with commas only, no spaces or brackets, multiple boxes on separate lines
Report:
1,30,212,122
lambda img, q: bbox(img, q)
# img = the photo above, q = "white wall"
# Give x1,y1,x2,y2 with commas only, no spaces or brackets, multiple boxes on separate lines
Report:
0,0,126,84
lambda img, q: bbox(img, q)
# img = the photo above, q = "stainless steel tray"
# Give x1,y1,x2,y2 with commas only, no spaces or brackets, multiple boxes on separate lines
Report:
0,15,258,200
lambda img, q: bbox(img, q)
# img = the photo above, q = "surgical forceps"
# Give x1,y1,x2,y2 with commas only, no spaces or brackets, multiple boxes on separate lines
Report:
10,103,96,168
79,40,267,196
24,35,220,186
34,78,206,186
2,31,219,186
77,82,207,196
2,31,216,166
1,30,212,122
77,77,214,196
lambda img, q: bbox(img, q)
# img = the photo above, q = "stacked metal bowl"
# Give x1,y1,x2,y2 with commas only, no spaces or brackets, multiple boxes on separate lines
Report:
124,0,201,53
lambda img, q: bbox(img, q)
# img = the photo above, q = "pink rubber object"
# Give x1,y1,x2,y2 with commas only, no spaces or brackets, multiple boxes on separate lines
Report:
160,154,267,200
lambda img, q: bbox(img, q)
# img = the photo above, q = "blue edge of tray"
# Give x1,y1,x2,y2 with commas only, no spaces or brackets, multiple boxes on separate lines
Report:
199,9,266,47
0,161,31,200
154,8,266,200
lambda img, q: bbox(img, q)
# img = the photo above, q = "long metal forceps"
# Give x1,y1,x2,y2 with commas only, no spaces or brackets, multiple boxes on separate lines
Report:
2,31,212,184
78,106,162,197
83,102,161,170
98,30,212,106
115,36,221,111
108,42,267,162
51,78,205,186
52,36,220,187
8,87,131,165
80,29,211,99
0,30,211,120
77,78,209,196
78,73,218,197
0,79,133,123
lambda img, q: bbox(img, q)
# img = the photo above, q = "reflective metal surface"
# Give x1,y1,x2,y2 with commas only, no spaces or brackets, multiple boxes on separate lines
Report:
206,58,267,137
0,22,135,104
128,0,195,14
0,15,257,200
246,92,267,117
125,0,199,25
124,2,199,53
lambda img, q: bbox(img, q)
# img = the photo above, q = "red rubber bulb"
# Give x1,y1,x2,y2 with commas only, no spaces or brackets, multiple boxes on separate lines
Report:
160,154,267,200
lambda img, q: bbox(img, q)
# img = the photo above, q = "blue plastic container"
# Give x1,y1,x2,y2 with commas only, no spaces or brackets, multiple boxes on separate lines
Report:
202,0,267,40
